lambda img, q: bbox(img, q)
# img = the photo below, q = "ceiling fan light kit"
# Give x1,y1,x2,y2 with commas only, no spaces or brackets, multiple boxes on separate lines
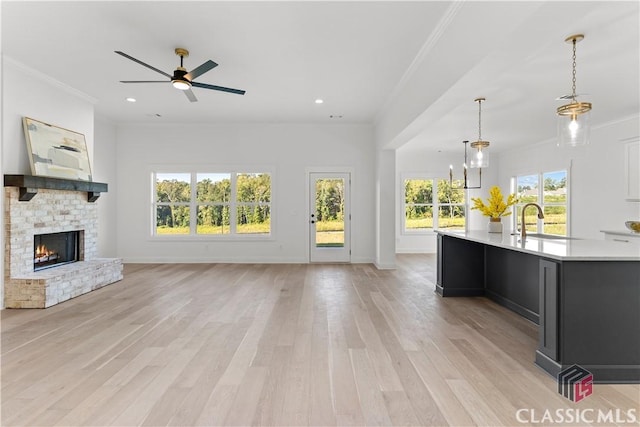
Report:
557,34,592,147
115,47,245,102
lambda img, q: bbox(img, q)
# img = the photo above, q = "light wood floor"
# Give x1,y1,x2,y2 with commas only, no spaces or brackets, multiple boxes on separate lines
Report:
1,255,638,426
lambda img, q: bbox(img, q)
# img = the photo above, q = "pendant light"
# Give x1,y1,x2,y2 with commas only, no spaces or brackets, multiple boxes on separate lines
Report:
470,97,490,168
557,34,591,147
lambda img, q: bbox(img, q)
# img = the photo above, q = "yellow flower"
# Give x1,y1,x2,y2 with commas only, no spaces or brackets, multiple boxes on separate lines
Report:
471,186,518,218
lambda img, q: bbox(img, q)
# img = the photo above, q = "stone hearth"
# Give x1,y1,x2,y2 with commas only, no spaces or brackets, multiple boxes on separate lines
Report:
4,181,122,308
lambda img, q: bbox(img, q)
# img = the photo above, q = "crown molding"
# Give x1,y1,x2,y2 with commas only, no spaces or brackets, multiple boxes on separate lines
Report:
2,56,97,105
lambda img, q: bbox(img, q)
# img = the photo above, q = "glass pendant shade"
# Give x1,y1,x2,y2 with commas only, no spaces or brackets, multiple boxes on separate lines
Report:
469,141,489,168
557,107,591,147
470,98,490,168
557,34,591,147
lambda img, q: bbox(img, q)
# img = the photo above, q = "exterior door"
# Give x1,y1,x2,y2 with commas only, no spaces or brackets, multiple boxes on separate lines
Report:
309,173,351,263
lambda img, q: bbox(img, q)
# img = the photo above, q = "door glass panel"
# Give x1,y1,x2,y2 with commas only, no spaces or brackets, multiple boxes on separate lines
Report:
315,178,345,247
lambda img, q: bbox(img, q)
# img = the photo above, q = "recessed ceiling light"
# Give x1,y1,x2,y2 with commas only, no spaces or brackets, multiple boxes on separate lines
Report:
315,99,324,104
126,97,136,103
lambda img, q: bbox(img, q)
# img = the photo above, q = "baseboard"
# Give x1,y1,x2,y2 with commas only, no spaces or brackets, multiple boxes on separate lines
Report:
395,249,436,254
122,256,309,264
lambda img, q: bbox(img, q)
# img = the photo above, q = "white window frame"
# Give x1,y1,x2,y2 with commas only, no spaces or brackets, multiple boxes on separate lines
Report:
151,168,274,241
401,174,466,234
512,168,570,236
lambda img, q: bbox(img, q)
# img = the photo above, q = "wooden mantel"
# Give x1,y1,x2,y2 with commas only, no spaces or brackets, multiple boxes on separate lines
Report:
4,174,108,202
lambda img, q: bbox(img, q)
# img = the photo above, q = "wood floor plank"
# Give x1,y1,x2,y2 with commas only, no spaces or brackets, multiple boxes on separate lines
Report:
192,384,239,427
251,345,293,426
349,348,393,426
351,304,404,391
111,348,197,426
407,350,475,426
278,331,312,426
1,258,638,427
222,366,268,426
447,378,505,426
309,295,336,427
382,390,421,426
327,303,366,426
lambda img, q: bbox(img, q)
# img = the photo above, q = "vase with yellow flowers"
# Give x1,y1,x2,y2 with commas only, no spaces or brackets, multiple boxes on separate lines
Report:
471,186,518,233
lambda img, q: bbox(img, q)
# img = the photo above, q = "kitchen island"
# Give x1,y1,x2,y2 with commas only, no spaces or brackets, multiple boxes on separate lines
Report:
436,230,640,383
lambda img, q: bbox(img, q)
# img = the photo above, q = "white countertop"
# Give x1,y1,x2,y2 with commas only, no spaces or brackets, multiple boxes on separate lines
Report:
436,230,640,261
600,229,640,237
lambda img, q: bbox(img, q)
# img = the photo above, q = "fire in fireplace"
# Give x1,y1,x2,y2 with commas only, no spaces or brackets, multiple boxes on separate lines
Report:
33,231,81,271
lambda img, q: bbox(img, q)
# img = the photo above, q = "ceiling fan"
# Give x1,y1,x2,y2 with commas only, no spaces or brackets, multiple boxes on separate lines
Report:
115,48,246,102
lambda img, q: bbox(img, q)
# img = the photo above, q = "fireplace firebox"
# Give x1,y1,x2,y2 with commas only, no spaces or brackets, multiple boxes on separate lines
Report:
34,231,81,271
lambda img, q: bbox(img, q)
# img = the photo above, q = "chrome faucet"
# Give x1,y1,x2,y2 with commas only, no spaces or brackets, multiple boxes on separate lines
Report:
520,203,544,241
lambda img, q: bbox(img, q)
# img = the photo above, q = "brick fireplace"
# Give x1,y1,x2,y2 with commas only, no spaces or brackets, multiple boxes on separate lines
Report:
4,175,123,308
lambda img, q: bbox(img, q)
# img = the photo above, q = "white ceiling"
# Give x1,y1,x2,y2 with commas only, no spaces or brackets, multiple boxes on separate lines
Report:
2,1,639,154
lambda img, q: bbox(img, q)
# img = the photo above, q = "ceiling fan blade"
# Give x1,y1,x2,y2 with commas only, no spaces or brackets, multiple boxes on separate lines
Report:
192,81,246,95
185,60,218,81
184,88,198,102
115,51,172,79
120,80,168,83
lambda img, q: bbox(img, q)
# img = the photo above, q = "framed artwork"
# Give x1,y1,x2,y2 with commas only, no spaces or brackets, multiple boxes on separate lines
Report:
22,117,92,181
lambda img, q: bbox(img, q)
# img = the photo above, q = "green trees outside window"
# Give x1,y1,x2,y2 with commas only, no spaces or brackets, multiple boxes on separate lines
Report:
156,174,191,234
404,178,465,231
154,172,271,236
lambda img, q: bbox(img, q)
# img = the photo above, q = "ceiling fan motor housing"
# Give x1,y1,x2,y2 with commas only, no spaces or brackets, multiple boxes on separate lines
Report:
172,67,191,89
173,67,189,82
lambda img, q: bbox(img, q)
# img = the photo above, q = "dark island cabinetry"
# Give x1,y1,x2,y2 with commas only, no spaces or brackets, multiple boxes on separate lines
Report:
436,231,640,383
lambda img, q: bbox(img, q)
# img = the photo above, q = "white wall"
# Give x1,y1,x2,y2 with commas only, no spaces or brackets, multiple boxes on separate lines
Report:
94,118,118,257
498,116,640,239
1,16,4,308
115,123,376,263
375,149,396,268
2,58,95,174
396,148,499,253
